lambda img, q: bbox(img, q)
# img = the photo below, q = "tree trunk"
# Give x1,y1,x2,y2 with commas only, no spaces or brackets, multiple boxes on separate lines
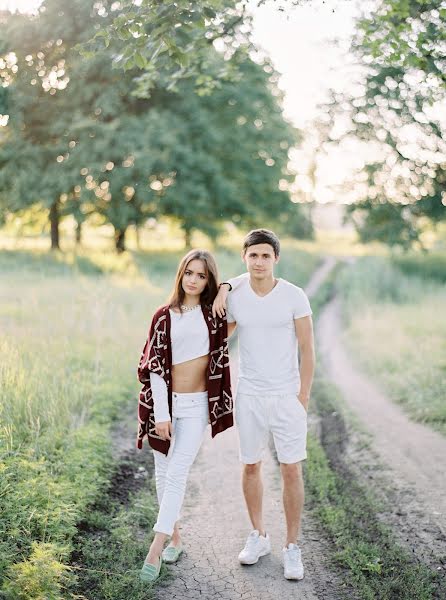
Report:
75,220,82,245
135,225,141,250
115,227,127,253
49,200,60,250
184,227,192,249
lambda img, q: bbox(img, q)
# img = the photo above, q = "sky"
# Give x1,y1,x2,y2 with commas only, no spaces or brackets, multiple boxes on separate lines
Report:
249,0,369,203
1,0,365,203
250,0,359,128
0,0,41,13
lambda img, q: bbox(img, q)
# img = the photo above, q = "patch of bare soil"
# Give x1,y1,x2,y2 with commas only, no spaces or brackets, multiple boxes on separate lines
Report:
108,404,153,504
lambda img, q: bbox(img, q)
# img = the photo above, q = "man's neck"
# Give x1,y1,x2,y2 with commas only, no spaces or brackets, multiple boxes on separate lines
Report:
249,274,278,296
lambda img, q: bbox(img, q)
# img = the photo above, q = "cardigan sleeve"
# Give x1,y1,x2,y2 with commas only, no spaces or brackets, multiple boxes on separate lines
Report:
137,312,167,381
136,310,168,449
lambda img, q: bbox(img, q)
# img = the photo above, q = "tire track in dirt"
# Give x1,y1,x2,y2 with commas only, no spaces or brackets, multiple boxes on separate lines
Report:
317,292,446,575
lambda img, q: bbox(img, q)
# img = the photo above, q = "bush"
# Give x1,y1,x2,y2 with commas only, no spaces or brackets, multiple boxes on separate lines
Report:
2,542,72,600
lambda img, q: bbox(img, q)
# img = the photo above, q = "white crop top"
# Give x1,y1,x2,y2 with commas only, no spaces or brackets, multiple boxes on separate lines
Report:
170,307,209,365
150,306,209,422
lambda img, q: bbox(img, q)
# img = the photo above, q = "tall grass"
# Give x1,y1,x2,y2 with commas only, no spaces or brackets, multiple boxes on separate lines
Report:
391,251,446,284
339,255,446,433
0,253,164,598
0,241,318,597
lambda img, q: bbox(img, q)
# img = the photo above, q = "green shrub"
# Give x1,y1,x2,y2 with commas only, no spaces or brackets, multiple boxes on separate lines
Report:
2,542,72,600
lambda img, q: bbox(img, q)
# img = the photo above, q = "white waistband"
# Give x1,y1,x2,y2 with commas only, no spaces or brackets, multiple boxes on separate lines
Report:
172,390,208,400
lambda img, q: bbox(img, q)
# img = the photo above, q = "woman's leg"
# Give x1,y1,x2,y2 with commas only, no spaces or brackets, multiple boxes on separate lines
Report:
146,408,207,564
153,434,181,546
153,449,182,546
153,449,169,505
145,531,168,566
154,412,207,535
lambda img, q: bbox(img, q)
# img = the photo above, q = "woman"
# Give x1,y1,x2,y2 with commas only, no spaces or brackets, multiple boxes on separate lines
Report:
136,249,233,583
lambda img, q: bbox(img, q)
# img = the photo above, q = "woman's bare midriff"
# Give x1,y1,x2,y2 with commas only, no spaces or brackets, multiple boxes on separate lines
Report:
172,354,209,393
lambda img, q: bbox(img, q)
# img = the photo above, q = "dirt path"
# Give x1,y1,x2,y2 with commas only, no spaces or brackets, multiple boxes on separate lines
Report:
317,293,446,568
154,405,344,600
153,257,344,600
305,255,337,298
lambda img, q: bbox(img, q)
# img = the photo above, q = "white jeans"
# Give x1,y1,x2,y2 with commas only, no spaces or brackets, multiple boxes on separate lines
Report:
153,391,209,536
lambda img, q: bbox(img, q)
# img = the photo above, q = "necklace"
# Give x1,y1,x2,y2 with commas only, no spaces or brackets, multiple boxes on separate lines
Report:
180,303,201,312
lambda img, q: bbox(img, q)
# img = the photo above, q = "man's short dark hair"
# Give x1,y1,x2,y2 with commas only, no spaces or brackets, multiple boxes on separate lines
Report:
243,229,280,257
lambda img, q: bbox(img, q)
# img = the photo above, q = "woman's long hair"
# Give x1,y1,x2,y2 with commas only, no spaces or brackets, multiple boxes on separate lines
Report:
168,249,219,311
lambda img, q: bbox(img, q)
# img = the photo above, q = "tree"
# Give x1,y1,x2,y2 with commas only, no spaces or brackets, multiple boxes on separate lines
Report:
358,0,446,95
80,0,313,95
83,0,446,93
0,0,142,249
83,50,301,250
1,0,304,252
318,0,446,247
141,52,300,245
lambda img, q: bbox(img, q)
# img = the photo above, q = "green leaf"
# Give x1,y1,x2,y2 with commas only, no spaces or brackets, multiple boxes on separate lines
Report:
123,57,135,70
134,52,146,69
175,52,190,68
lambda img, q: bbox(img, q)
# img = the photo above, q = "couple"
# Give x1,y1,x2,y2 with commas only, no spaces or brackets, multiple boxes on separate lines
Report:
136,228,315,584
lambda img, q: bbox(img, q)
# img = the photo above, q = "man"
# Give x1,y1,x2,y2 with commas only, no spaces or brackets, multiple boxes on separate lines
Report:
212,229,315,581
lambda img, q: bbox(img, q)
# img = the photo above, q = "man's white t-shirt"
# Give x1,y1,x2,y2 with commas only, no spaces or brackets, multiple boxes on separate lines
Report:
226,276,312,395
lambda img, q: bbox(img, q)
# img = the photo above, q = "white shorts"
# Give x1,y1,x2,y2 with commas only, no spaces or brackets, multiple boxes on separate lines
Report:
235,392,307,464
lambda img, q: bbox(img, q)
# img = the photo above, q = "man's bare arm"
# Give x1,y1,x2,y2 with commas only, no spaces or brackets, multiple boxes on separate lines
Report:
294,315,315,411
213,285,230,318
212,273,249,318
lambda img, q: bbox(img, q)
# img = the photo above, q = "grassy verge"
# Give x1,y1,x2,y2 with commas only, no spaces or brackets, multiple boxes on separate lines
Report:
305,274,444,599
391,251,446,284
0,242,318,598
337,255,446,433
68,446,162,600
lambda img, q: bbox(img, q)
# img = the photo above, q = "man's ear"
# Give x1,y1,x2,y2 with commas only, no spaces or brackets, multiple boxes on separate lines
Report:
241,249,246,263
275,254,280,264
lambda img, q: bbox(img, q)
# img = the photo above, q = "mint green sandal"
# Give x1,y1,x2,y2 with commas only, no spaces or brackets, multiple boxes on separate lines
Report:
140,556,162,583
162,544,183,564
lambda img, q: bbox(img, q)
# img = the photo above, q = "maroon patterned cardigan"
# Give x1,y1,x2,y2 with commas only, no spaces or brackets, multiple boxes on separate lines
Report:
137,304,233,454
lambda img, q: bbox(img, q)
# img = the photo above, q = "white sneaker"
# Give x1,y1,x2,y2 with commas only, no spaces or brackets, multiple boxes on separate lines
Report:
238,530,271,565
283,543,304,580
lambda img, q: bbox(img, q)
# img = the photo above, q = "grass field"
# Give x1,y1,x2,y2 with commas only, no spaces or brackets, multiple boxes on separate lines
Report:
0,241,319,599
339,254,446,434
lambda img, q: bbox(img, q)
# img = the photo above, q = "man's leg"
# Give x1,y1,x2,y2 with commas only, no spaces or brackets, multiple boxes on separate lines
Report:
237,393,269,533
271,394,307,545
242,461,265,535
271,394,307,580
280,461,304,545
239,460,271,564
236,394,271,564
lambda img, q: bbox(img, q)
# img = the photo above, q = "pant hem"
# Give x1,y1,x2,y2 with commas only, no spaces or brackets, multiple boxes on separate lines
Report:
153,525,174,536
277,453,307,464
